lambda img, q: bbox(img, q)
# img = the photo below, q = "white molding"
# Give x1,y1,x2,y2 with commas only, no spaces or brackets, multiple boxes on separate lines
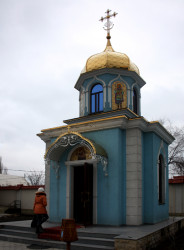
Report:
75,68,146,91
38,116,174,145
85,76,106,91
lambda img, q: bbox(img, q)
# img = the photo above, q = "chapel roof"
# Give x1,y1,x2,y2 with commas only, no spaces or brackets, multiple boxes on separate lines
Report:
81,36,140,75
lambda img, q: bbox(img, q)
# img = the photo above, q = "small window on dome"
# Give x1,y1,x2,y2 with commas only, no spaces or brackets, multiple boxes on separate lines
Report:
133,88,138,114
91,84,103,114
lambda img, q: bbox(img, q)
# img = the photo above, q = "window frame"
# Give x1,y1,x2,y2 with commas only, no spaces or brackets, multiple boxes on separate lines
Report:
90,83,103,114
158,154,166,205
133,87,138,114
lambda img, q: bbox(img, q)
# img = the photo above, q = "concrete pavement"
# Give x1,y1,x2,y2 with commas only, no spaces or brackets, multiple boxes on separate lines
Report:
0,240,60,249
0,217,184,249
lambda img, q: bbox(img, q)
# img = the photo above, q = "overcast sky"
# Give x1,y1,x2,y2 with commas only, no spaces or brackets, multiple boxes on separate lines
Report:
0,0,184,176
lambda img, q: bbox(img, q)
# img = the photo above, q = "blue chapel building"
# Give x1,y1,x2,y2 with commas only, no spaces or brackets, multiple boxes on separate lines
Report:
38,18,174,226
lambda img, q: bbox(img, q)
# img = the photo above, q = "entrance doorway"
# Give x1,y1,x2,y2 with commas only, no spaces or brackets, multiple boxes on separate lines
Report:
74,163,93,225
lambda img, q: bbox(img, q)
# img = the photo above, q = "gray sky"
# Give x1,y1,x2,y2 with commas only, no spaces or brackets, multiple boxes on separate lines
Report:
0,0,184,176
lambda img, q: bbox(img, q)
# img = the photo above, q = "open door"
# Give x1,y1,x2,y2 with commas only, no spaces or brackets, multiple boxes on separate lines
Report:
74,163,93,225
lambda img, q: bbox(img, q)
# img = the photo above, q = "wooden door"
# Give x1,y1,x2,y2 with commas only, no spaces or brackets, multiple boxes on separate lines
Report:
74,163,93,225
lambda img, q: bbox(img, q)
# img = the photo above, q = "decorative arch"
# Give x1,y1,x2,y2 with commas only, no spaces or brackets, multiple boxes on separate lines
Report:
108,75,129,89
45,129,108,177
45,131,96,162
86,76,106,91
157,140,167,163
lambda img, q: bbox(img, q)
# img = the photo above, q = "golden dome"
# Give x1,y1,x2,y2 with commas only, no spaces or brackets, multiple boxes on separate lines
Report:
81,39,140,75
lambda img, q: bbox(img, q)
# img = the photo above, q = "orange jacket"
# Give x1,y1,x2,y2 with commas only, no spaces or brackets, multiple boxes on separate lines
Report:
33,192,47,214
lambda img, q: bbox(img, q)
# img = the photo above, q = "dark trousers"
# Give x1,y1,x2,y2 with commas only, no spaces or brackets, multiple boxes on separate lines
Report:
31,214,49,233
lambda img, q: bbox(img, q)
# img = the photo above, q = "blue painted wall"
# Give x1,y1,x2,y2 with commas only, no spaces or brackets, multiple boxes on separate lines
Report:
49,128,126,225
143,132,169,224
83,128,126,225
48,127,169,225
49,151,68,222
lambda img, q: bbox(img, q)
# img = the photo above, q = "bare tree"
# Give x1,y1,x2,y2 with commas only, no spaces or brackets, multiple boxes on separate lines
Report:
0,157,8,175
159,119,184,176
24,170,45,185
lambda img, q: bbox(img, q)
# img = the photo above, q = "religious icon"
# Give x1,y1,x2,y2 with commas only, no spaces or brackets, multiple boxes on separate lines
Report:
78,147,86,160
114,83,124,109
70,146,92,161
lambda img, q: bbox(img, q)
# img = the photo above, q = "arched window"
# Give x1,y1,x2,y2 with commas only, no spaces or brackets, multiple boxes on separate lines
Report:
91,84,103,114
158,154,166,204
133,88,138,114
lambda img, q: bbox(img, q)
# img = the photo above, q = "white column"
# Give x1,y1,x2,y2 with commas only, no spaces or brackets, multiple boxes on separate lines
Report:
126,128,142,225
93,162,97,224
85,91,89,113
45,160,50,215
66,165,71,218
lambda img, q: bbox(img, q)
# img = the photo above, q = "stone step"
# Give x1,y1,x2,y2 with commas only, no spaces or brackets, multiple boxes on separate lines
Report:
0,225,115,250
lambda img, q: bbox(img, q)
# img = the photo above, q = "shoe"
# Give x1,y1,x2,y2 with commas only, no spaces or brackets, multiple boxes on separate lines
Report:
36,226,44,234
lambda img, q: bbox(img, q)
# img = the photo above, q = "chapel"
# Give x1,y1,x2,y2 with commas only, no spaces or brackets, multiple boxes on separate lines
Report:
37,10,174,226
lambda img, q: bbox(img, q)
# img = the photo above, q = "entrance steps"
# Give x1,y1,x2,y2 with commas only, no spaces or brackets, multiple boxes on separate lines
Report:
0,225,116,249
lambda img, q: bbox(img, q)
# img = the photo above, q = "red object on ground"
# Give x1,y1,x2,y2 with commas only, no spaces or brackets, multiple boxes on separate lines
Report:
38,226,62,241
38,225,82,241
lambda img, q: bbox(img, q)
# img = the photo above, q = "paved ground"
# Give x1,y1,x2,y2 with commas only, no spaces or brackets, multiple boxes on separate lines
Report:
0,219,63,249
0,217,184,249
0,217,182,239
0,240,60,250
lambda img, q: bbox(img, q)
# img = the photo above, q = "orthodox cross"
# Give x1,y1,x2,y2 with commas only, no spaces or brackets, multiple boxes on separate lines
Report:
99,9,118,39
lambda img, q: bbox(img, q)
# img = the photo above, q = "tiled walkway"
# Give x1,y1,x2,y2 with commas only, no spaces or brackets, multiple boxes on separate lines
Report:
0,217,184,249
0,240,61,250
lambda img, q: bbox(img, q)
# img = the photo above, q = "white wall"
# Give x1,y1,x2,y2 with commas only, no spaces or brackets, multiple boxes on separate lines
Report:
0,187,39,214
169,183,184,216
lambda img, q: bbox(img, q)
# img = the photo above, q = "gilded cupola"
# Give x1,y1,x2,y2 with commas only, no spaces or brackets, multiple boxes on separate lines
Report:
81,9,140,75
81,39,140,75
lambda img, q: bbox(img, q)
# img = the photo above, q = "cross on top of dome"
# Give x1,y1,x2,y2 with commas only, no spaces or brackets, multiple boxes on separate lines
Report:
99,9,118,40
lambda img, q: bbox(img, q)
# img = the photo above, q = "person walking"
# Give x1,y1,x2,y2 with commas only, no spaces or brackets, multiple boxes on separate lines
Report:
32,187,48,234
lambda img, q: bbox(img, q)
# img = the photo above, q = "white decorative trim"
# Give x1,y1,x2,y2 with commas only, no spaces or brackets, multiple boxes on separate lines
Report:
108,75,129,88
157,140,167,162
79,87,85,116
52,161,60,178
75,68,146,91
39,117,174,145
86,76,106,90
108,85,112,108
